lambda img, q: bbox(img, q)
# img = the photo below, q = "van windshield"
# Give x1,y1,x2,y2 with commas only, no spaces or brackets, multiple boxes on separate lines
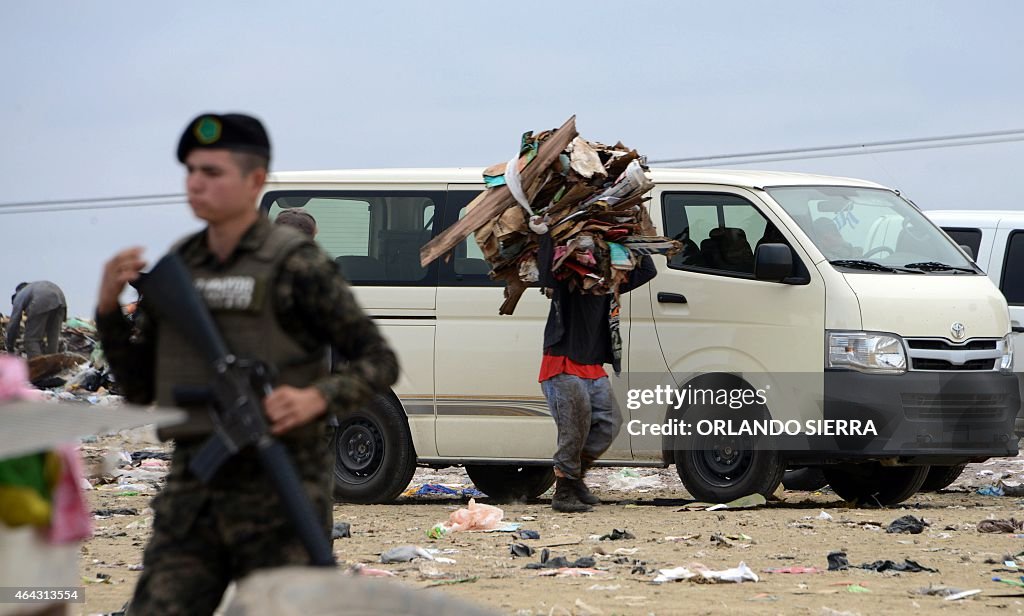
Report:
766,186,975,272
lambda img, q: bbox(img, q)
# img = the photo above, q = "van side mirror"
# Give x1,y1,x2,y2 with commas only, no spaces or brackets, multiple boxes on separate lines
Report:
754,243,793,282
959,244,975,261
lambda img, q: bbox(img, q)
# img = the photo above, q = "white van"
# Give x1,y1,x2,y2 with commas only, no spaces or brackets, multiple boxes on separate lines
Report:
259,168,1019,506
925,209,1024,436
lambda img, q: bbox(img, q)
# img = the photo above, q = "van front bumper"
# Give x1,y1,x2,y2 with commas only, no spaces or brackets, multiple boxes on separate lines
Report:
815,370,1021,459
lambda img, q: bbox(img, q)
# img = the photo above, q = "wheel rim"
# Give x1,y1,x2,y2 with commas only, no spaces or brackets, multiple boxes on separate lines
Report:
693,436,754,487
335,418,385,485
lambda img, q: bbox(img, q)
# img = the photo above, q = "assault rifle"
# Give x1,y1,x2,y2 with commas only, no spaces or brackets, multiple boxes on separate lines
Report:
136,254,335,567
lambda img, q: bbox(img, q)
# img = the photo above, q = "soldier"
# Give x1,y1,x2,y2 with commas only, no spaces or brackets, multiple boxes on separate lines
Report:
95,112,399,615
6,281,67,358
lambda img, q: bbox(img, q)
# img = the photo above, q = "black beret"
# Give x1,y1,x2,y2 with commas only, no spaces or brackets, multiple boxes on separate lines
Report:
177,113,271,163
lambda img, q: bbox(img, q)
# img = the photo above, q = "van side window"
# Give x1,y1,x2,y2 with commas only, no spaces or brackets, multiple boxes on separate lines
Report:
438,190,504,286
662,192,779,276
1001,231,1024,305
262,191,442,286
940,227,982,260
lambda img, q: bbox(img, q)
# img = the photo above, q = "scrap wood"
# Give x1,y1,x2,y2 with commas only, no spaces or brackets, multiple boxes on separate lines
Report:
419,115,579,267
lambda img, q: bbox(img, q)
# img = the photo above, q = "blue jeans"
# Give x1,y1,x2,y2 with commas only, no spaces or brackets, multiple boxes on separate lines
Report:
541,373,623,480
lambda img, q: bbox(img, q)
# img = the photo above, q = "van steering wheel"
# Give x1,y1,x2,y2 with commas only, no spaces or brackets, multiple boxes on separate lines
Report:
862,246,894,259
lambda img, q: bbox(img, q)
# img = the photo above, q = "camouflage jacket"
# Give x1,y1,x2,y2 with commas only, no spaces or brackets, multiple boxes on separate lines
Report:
96,216,400,421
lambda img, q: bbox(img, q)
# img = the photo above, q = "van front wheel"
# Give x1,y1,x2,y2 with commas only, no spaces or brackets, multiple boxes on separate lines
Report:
674,443,785,503
331,394,416,504
823,464,929,506
465,465,555,503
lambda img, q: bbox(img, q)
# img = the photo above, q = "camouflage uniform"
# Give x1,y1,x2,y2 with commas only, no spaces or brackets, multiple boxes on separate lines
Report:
97,216,399,615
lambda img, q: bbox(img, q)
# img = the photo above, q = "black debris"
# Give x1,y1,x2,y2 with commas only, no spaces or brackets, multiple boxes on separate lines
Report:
886,515,929,534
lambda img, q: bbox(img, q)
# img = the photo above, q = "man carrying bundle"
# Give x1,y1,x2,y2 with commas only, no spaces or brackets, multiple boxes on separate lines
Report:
536,231,656,512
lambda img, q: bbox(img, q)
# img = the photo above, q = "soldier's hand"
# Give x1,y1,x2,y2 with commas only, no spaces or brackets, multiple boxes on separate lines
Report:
98,247,147,316
264,385,328,435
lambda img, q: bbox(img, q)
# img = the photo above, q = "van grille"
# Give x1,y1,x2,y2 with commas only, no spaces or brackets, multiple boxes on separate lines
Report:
906,339,998,351
901,393,1008,419
911,358,997,371
904,337,1004,372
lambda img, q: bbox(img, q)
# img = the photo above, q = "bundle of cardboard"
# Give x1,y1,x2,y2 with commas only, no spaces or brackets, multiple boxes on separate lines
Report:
420,116,681,314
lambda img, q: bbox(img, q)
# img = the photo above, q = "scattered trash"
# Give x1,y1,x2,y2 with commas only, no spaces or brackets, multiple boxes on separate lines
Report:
846,584,871,593
606,469,663,491
978,518,1024,533
93,508,138,518
678,493,767,511
525,548,596,570
331,522,351,540
652,561,759,584
348,564,395,577
818,511,834,521
127,563,144,571
424,577,478,588
886,515,929,534
401,483,486,498
747,593,778,602
944,589,981,601
536,568,608,578
859,559,937,573
763,566,823,574
511,543,535,558
915,584,967,597
827,552,850,571
993,576,1024,588
599,528,634,541
587,584,621,591
429,498,504,538
515,529,541,540
380,545,435,563
978,485,1005,496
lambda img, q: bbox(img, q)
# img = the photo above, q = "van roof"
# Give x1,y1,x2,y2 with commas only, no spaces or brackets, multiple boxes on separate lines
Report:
266,167,889,190
925,209,1024,226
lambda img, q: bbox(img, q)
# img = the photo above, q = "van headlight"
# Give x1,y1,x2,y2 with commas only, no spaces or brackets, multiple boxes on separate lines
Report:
827,331,907,374
1000,334,1014,374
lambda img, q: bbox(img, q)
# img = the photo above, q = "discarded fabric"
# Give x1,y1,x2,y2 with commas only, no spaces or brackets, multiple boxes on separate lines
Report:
886,515,929,534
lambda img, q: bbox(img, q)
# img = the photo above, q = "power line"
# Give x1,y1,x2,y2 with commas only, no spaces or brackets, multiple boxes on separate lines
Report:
649,128,1024,165
0,192,184,209
0,198,187,216
688,134,1024,168
5,128,1024,214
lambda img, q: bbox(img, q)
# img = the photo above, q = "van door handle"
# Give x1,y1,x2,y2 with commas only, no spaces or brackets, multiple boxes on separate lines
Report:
657,292,688,304
1013,326,1024,333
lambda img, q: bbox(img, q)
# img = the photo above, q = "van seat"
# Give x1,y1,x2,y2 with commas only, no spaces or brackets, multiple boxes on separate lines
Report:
455,258,492,276
335,255,386,281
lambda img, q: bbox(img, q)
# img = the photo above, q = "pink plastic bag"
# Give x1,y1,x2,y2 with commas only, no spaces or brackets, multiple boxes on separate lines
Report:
444,498,504,532
0,356,42,401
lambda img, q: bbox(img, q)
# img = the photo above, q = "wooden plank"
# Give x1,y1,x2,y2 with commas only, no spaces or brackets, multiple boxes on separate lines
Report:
419,115,578,267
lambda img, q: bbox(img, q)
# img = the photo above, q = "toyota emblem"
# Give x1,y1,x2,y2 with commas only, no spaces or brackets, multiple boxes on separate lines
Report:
950,322,966,340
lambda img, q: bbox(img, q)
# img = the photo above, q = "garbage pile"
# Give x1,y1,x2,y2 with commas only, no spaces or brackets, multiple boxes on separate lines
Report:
420,116,681,314
2,315,121,403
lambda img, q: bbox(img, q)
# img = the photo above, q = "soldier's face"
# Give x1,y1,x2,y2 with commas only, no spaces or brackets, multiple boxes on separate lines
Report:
184,149,266,224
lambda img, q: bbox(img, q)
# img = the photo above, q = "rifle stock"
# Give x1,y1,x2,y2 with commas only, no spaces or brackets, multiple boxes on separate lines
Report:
135,253,335,567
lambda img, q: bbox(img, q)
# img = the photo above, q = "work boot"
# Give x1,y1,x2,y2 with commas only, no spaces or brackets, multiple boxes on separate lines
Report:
551,477,593,513
574,456,600,505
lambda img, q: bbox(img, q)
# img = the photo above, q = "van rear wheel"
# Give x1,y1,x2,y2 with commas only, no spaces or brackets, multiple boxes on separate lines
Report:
823,463,929,506
921,464,967,492
674,442,785,503
465,465,555,503
331,394,416,504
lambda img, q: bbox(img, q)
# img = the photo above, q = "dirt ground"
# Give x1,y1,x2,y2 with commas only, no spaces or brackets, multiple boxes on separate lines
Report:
76,440,1024,616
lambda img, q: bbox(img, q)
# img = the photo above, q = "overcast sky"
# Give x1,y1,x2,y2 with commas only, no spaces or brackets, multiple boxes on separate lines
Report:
3,1,1023,315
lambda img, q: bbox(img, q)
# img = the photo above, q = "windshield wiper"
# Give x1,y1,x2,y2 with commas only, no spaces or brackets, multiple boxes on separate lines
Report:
830,259,923,273
903,261,975,273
